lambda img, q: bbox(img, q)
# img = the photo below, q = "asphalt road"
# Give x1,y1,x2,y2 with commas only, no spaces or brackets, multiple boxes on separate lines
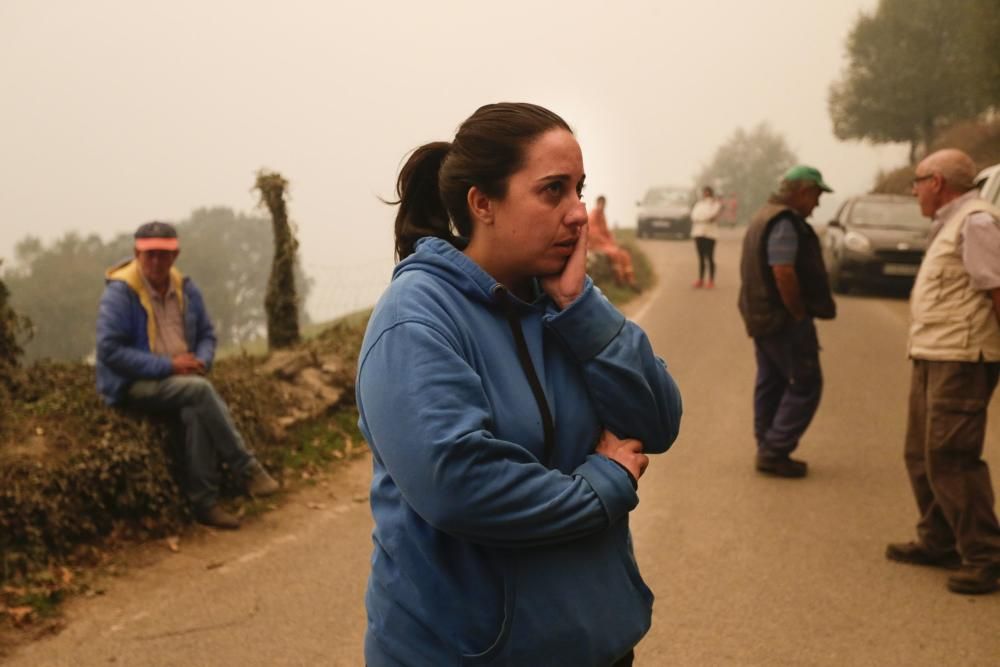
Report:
7,230,1000,666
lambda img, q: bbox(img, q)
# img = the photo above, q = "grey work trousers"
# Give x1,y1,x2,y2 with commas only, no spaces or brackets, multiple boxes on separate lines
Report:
904,359,1000,567
127,375,256,511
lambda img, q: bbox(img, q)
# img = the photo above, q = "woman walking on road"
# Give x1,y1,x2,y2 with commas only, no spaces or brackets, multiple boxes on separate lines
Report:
356,103,683,667
690,185,722,288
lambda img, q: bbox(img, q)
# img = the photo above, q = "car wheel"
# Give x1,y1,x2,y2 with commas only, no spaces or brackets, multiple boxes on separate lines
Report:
829,263,850,294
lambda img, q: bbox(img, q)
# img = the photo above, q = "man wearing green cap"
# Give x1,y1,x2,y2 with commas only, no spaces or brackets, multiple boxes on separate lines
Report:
738,166,837,478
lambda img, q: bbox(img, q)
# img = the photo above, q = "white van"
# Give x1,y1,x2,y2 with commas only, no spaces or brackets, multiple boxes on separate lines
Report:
635,186,693,239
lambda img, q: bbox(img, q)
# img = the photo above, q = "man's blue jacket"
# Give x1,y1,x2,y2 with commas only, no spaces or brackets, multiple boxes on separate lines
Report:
95,258,216,405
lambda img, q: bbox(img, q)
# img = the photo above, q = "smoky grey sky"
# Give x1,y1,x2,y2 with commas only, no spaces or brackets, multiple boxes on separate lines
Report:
1,0,907,319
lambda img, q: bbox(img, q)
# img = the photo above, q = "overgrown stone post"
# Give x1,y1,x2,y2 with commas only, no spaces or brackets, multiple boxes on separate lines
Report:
254,170,301,350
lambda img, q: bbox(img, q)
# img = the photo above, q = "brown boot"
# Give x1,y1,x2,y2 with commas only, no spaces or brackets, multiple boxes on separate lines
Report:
196,504,241,530
885,541,961,570
245,462,280,498
755,452,808,478
947,564,1000,595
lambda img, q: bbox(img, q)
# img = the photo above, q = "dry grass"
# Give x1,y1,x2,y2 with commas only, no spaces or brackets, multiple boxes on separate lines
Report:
873,117,1000,194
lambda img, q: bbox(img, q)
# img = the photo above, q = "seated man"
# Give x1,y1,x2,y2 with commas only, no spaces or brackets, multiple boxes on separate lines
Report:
96,221,279,530
588,195,637,289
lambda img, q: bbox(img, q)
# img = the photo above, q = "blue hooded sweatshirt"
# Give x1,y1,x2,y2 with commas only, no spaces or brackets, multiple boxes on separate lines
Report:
357,237,682,667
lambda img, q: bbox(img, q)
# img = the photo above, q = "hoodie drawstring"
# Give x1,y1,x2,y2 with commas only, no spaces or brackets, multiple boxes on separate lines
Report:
493,285,556,466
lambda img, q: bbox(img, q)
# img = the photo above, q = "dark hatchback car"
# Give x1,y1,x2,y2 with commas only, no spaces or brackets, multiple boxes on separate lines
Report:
822,193,930,294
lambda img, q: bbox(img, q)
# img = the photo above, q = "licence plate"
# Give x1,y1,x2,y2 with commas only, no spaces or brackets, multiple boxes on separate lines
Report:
883,263,918,276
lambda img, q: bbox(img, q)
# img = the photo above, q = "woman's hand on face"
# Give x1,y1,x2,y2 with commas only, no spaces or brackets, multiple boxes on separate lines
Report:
541,223,588,310
594,428,649,482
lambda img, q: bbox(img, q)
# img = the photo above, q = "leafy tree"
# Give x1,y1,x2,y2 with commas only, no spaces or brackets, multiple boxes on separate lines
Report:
829,0,1000,163
5,233,121,362
4,208,312,362
693,123,798,224
0,267,32,389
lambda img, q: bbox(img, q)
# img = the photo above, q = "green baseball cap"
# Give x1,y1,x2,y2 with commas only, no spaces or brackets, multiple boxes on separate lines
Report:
782,165,833,193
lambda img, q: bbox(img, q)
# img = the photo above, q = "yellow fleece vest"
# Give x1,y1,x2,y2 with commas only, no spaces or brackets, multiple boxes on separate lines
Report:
908,199,1000,361
105,259,186,354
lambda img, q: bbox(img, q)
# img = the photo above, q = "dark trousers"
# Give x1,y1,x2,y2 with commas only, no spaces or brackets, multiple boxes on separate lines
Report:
612,649,634,666
752,319,823,456
694,236,716,281
904,359,1000,566
370,649,634,666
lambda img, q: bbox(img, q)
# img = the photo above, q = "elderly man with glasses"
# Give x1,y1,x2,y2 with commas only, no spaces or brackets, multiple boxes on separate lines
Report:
886,149,1000,595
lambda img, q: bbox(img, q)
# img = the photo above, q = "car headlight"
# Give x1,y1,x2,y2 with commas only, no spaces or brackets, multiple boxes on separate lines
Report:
844,231,872,254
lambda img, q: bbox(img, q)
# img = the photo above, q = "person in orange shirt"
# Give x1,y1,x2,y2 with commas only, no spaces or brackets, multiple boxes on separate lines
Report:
588,195,637,289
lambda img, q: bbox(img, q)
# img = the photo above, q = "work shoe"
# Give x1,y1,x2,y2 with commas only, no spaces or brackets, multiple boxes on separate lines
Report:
885,541,961,570
947,564,1000,595
245,462,280,498
692,279,704,288
705,280,715,289
196,505,241,530
755,452,808,478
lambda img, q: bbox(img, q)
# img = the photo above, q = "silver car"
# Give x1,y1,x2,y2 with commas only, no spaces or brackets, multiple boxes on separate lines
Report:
636,186,693,239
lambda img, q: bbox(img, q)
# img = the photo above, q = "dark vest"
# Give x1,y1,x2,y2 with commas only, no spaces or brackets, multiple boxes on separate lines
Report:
738,202,836,337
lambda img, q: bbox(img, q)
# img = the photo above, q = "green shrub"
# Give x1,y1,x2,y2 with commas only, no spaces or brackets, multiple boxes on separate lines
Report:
0,316,367,592
1,366,247,583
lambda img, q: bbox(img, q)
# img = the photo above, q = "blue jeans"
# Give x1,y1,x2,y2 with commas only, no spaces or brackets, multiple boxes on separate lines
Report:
126,375,256,511
752,318,823,457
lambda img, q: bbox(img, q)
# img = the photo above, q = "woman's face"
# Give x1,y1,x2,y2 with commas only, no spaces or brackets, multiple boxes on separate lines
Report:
486,128,588,283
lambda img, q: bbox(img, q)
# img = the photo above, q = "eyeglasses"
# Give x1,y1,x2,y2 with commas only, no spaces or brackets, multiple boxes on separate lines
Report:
911,174,934,187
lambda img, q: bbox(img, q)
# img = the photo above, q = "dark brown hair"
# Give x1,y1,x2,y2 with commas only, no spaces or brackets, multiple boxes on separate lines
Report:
391,103,571,260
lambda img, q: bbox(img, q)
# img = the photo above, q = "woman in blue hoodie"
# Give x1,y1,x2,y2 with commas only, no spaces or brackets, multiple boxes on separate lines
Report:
357,103,682,667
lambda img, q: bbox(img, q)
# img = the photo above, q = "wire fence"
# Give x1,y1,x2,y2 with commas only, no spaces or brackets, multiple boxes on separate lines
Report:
301,257,394,324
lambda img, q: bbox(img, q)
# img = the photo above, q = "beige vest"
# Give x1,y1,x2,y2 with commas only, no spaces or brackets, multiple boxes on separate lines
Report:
908,198,1000,361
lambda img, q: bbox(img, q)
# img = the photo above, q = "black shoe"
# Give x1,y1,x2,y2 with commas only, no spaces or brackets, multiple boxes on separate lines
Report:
196,504,241,530
947,564,1000,595
885,541,961,570
755,453,808,478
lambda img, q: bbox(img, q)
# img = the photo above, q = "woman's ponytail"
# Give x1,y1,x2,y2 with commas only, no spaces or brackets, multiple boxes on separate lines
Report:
390,103,572,261
392,141,454,261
